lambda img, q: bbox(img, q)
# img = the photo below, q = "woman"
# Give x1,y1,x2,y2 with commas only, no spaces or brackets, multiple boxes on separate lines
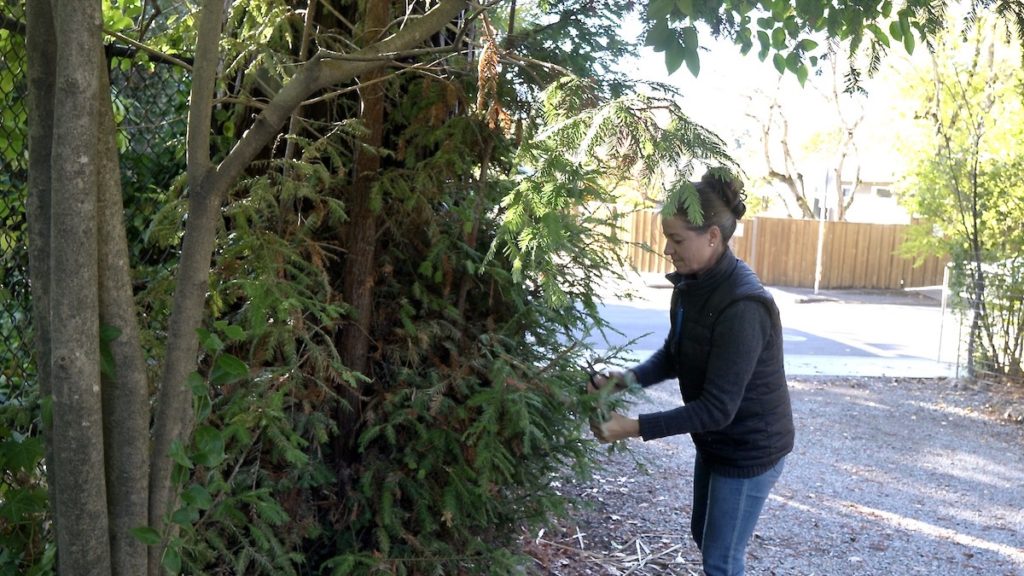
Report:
591,169,794,576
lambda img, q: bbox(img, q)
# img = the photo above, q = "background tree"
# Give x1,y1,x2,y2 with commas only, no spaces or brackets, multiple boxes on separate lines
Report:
642,0,1024,89
733,48,901,222
897,14,1024,381
744,85,817,218
24,0,482,573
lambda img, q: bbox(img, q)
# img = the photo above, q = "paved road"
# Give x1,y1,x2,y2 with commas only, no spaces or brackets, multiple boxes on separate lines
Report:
592,275,960,378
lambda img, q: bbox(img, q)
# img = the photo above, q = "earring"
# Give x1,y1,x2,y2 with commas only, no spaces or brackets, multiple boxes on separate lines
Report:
710,242,715,247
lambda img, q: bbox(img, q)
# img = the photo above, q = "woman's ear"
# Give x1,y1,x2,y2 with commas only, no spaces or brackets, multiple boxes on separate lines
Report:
708,226,723,247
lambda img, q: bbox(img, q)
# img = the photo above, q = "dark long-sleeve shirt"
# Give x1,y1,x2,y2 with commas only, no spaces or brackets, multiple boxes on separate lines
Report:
628,250,794,477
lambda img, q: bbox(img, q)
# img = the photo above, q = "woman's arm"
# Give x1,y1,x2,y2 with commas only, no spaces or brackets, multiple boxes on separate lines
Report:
629,343,676,386
637,300,772,441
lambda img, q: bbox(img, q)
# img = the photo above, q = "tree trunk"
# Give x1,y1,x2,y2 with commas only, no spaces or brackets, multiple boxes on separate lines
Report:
336,0,390,450
147,0,225,570
24,0,59,566
48,0,113,573
96,55,151,576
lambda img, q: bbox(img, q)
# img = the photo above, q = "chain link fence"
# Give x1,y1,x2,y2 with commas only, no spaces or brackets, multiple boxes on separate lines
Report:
0,1,32,416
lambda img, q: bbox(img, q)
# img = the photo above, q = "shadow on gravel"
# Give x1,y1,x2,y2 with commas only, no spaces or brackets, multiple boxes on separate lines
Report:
524,377,1024,576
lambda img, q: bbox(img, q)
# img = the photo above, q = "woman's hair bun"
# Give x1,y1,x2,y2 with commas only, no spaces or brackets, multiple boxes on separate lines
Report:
701,168,747,218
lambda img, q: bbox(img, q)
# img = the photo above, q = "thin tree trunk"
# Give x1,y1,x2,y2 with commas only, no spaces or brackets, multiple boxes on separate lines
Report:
96,55,151,576
457,139,495,317
337,0,390,447
283,0,318,165
49,0,112,573
23,1,58,567
148,0,224,568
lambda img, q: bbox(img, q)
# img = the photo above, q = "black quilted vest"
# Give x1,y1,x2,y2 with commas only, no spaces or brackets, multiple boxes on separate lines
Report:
666,258,780,396
666,252,793,475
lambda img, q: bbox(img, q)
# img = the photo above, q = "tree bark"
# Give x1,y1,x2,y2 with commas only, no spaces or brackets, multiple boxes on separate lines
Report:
336,0,390,436
96,56,151,576
48,0,113,573
147,0,225,569
23,0,59,567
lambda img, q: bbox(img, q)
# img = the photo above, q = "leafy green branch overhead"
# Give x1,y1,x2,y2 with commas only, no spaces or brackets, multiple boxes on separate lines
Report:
642,0,1024,85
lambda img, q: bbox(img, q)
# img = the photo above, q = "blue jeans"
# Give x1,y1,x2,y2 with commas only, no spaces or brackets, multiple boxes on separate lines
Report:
691,454,786,576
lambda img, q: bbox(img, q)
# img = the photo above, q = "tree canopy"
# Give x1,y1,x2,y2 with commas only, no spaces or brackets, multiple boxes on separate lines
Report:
644,0,1024,86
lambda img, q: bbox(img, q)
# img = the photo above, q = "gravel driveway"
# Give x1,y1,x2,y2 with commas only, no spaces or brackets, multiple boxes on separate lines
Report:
525,376,1024,575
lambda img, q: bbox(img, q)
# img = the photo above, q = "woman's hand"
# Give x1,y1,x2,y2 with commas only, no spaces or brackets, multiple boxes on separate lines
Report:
590,411,640,443
586,370,633,394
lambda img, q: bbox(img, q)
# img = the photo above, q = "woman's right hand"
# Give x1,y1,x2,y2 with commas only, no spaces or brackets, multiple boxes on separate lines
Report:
587,370,631,394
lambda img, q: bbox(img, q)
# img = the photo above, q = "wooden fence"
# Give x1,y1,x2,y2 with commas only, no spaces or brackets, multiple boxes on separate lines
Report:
625,213,949,290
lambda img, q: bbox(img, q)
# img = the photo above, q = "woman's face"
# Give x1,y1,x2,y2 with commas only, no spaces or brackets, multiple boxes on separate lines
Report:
661,215,721,275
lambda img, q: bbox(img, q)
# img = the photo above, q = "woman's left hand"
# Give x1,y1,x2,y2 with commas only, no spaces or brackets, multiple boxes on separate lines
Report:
590,412,640,443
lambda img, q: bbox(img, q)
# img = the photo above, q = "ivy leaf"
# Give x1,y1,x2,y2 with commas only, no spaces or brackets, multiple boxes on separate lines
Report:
162,548,182,574
645,18,675,51
795,62,809,86
182,484,214,510
797,38,819,52
771,26,787,49
0,436,44,472
785,51,801,73
889,20,904,42
902,28,915,54
130,526,162,546
0,487,48,522
209,354,248,387
757,30,771,60
867,24,890,47
196,328,223,354
169,440,193,470
647,0,675,20
193,426,226,468
738,27,754,55
214,320,246,341
898,11,911,37
187,372,206,396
